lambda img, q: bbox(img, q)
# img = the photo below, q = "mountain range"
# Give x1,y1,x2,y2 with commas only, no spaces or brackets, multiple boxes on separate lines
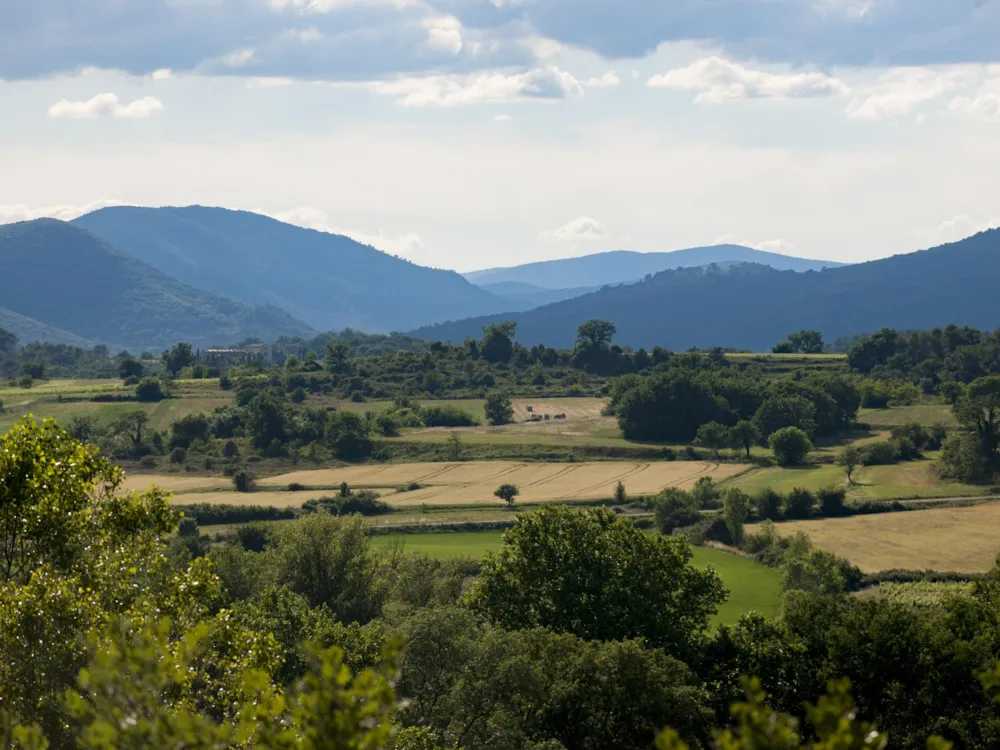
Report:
414,230,1000,350
73,206,503,333
0,220,312,351
464,245,844,289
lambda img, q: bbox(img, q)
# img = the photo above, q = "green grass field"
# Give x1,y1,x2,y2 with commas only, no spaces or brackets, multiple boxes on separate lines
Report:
860,402,956,428
370,531,781,625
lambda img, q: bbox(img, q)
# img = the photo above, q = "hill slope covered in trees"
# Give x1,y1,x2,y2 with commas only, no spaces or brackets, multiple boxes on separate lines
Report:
0,220,312,350
416,230,1000,350
74,206,506,333
464,245,844,288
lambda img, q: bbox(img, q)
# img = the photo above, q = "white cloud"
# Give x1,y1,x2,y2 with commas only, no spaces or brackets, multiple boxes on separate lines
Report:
539,216,608,243
948,71,1000,122
425,17,463,56
915,214,1000,247
270,0,417,11
845,67,971,120
266,206,426,258
0,199,125,225
150,68,174,81
220,49,257,68
47,93,164,119
648,56,849,102
586,70,620,88
247,77,295,88
495,114,512,121
373,66,582,107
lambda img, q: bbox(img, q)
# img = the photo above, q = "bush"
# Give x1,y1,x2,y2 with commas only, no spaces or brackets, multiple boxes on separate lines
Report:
287,482,307,492
753,488,783,520
235,521,275,552
769,426,813,465
173,503,296,525
169,447,187,464
18,374,33,389
139,456,157,470
350,391,367,403
290,387,307,403
219,374,233,390
784,487,815,519
136,378,166,402
232,469,257,493
817,486,848,517
171,413,210,449
420,405,480,427
861,439,901,466
123,375,140,386
302,492,391,517
223,440,240,458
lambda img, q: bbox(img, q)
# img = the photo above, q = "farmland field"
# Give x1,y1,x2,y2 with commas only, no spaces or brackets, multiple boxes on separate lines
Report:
255,460,747,506
132,460,748,506
370,531,782,625
751,501,1000,572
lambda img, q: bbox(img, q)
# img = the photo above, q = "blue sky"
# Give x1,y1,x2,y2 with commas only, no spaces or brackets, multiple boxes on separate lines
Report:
2,0,999,272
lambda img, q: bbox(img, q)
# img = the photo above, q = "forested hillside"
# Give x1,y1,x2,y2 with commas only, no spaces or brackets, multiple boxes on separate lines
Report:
465,244,844,288
0,220,313,350
418,230,1000,350
74,206,507,333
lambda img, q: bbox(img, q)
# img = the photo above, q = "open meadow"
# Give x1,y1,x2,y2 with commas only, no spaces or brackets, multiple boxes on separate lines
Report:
369,531,782,626
751,501,1000,572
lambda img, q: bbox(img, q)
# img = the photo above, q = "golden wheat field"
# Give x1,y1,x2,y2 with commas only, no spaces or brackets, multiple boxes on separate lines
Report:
753,501,1000,573
128,460,746,507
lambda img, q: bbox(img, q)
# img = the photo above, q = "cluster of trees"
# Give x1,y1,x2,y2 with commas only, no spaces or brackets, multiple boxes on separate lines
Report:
848,325,1000,392
941,375,1000,483
0,328,160,381
4,420,1000,746
772,330,824,354
609,362,860,445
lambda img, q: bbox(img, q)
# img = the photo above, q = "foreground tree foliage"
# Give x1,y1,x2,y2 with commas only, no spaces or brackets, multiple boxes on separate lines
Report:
7,418,1000,748
467,506,727,662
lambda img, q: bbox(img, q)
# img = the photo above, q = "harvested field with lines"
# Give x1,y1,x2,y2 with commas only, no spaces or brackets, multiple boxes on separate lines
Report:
752,501,1000,573
129,460,746,506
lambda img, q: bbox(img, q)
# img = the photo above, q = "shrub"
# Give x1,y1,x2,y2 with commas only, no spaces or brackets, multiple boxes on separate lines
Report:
287,482,307,492
233,469,257,493
302,492,391,516
235,522,275,552
18,374,33,389
219,374,233,390
123,375,140,386
817,486,848,517
139,456,157,470
136,378,166,402
769,426,813,465
420,405,480,427
223,440,240,458
171,413,210,449
350,391,367,403
173,503,295,525
290,387,307,403
653,489,701,534
861,439,901,466
784,487,815,519
170,447,187,464
753,488,783,520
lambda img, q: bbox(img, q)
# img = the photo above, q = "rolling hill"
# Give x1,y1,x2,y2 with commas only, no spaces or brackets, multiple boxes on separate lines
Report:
477,281,600,311
0,220,313,350
0,308,94,348
464,245,844,289
414,230,1000,351
73,206,506,333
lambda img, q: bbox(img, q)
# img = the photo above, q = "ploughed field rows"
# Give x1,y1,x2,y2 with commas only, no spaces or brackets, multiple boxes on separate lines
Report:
128,460,746,507
752,502,1000,573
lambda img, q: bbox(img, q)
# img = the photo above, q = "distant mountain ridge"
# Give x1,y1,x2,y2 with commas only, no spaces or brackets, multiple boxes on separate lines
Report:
0,308,93,348
465,245,845,289
0,220,313,350
415,230,1000,350
477,281,601,311
73,206,507,333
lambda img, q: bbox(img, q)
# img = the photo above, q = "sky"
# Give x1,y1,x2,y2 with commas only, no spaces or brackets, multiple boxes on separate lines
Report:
2,1,1000,273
